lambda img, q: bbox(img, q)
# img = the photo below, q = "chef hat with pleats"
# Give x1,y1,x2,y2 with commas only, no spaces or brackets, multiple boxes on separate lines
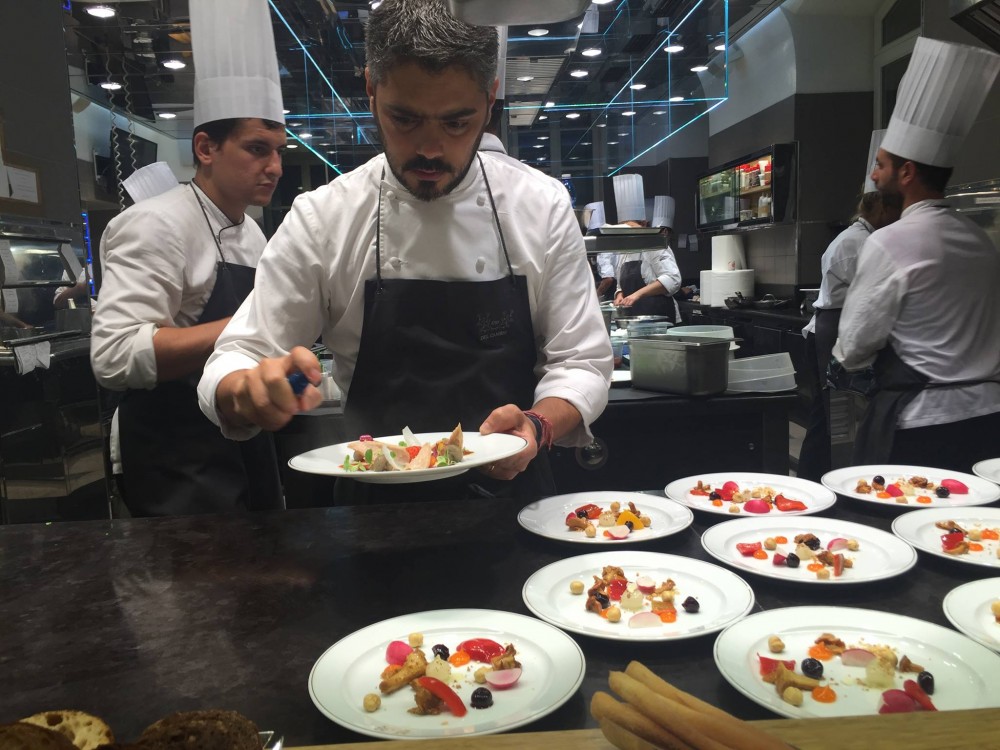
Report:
652,196,675,229
122,162,179,204
862,129,886,194
585,201,606,230
495,27,508,99
880,37,1000,168
613,174,645,223
191,0,285,128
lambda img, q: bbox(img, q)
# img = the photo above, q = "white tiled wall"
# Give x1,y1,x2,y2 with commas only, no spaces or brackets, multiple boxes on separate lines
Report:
744,224,797,284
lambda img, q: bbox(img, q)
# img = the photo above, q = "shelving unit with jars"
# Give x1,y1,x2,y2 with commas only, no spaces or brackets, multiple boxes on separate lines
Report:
695,143,797,232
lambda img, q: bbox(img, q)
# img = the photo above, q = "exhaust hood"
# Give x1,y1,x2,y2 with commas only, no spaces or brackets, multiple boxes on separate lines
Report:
951,0,1000,53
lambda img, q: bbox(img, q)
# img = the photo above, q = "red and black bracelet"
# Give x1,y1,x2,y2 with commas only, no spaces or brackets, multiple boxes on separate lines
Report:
523,410,554,450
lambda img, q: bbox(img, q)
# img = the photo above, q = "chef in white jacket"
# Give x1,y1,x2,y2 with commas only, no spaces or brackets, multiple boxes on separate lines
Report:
199,0,611,503
90,0,288,516
833,38,1000,471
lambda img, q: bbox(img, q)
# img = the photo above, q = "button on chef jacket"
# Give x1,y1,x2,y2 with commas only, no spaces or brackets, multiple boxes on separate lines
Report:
198,153,613,446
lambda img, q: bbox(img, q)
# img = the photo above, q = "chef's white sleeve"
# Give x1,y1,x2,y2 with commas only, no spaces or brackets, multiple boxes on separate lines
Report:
596,252,616,279
533,189,613,447
649,247,682,295
198,194,327,439
90,214,183,391
832,237,907,370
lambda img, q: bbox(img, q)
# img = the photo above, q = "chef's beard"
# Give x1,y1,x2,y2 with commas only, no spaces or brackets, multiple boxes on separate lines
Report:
877,171,903,205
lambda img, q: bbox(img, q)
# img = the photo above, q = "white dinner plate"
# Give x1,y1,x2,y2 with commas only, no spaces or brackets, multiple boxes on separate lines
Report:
289,432,527,483
821,465,1000,509
309,609,585,740
973,458,1000,486
517,492,694,545
610,370,632,384
942,578,1000,653
714,606,1000,719
891,507,1000,569
664,472,836,517
521,551,754,642
700,516,917,584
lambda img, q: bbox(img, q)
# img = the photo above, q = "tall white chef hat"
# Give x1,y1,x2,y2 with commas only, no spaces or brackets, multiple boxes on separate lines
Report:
652,196,676,229
585,201,606,231
880,37,1000,168
191,0,286,129
495,27,508,99
861,129,886,194
613,174,645,223
122,162,179,204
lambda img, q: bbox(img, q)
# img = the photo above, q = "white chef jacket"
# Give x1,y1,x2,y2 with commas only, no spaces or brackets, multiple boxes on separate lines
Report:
91,183,267,391
596,252,616,280
802,218,873,336
833,199,1000,428
198,153,613,447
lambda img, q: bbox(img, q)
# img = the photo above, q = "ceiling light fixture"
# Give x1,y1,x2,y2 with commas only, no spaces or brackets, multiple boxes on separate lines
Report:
538,115,548,120
99,81,121,90
533,145,544,149
299,133,312,139
582,141,591,145
652,110,666,115
283,109,291,114
516,75,534,82
596,123,606,128
715,44,726,51
607,140,619,144
546,101,555,108
527,28,549,36
162,59,186,70
286,144,298,149
569,70,588,78
592,0,614,4
630,83,646,90
157,112,177,119
663,44,684,53
86,5,116,18
581,48,601,57
565,113,581,119
669,96,684,102
691,65,708,72
537,136,549,140
622,111,635,116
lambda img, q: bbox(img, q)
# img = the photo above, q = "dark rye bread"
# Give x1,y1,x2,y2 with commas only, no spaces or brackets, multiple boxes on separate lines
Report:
0,721,78,750
136,710,261,749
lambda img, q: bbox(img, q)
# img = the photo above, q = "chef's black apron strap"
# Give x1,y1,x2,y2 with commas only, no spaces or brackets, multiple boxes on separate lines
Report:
618,260,675,320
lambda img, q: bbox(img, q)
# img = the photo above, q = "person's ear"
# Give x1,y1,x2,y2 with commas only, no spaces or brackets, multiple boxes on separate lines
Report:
365,67,376,109
193,132,216,166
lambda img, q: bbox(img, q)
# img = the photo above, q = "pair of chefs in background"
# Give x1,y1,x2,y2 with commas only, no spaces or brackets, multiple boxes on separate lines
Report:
90,0,288,516
831,38,1000,474
197,0,612,504
795,129,903,481
593,175,683,323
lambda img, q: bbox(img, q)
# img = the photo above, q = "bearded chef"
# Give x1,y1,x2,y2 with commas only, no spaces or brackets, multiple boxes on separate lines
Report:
90,0,288,516
832,37,1000,472
198,0,612,503
610,176,681,322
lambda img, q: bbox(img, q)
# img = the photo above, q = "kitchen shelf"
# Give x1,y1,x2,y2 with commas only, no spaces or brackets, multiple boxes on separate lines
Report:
739,184,772,197
701,188,733,199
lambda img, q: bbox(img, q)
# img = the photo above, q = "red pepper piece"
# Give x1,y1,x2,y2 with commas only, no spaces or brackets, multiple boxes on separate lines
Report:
903,679,937,711
414,676,468,717
774,494,808,512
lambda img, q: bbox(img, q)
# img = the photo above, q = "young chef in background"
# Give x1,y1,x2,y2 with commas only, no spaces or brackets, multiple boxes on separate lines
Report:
90,0,288,516
797,131,902,481
833,38,1000,472
198,0,612,502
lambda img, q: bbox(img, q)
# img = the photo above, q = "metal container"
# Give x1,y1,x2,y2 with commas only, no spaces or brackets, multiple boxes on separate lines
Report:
614,314,670,331
629,334,730,395
598,302,615,330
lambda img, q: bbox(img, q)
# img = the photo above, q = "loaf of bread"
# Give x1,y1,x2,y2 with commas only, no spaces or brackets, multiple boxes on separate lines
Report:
19,710,114,750
136,710,261,749
0,721,79,750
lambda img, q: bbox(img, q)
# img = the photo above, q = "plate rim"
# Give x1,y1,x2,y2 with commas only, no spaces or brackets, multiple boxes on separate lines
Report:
891,506,1000,569
972,458,1000,485
521,550,755,642
713,604,1000,719
307,608,586,740
699,515,918,584
942,577,1000,653
516,491,695,545
821,464,1000,508
663,472,837,517
288,431,528,482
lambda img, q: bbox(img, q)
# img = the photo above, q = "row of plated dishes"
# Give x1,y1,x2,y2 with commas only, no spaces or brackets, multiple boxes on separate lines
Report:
304,447,1000,741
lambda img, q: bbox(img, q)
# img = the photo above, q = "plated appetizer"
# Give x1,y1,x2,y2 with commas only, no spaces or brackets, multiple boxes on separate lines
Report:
564,499,653,540
935,518,1000,558
735,532,859,580
854,473,969,505
343,424,469,473
570,564,700,628
689,480,808,514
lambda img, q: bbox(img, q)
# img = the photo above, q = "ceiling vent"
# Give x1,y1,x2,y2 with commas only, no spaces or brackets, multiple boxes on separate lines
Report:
951,0,1000,53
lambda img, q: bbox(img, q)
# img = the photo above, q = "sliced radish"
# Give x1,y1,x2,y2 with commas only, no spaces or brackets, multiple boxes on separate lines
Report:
385,640,413,666
635,575,656,594
743,499,771,514
628,611,662,628
605,525,631,540
485,667,522,690
827,537,849,552
940,478,969,494
840,648,877,667
879,689,919,714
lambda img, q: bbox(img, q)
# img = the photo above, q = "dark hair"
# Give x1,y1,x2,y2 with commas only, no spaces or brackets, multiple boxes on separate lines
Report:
856,190,902,227
365,0,498,93
485,99,505,137
886,152,953,194
191,118,284,166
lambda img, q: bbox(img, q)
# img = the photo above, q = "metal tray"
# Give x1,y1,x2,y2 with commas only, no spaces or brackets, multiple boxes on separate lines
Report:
628,335,730,396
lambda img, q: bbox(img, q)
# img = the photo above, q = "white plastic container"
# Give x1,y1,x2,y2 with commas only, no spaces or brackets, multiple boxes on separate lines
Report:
727,353,796,392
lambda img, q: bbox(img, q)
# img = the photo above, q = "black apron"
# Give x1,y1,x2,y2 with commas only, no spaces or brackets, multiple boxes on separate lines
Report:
618,260,676,321
118,186,282,517
336,157,554,504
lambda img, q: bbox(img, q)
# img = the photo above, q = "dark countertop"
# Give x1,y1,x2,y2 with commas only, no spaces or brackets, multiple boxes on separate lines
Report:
678,300,811,326
1,491,994,745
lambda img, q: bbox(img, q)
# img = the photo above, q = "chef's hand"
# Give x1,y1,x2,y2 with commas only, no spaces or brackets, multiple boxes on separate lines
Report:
613,291,630,308
620,291,644,307
478,404,539,481
216,345,323,431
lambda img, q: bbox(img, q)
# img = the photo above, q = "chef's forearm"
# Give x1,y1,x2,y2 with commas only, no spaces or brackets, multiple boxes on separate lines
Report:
152,317,232,382
531,396,582,444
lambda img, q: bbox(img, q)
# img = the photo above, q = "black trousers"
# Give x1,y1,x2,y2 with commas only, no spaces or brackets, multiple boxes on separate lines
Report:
889,410,1000,474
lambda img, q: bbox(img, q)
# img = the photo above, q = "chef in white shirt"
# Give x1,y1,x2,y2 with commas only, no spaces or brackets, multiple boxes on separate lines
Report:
90,0,288,516
833,37,1000,471
198,0,612,503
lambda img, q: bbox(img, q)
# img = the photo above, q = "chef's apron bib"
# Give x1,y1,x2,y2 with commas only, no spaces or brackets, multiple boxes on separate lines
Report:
118,188,282,516
619,260,675,321
337,158,554,504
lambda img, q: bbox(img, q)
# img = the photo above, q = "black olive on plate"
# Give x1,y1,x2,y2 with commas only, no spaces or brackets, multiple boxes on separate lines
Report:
873,475,885,485
593,592,610,609
471,687,494,709
804,537,821,551
936,486,950,498
576,510,588,518
625,520,634,530
681,596,699,613
432,644,450,660
918,671,935,695
801,657,824,679
709,491,721,500
785,552,800,568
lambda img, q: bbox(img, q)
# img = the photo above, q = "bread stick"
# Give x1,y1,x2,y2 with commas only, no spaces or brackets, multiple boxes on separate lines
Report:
598,717,662,750
609,671,790,750
591,691,696,750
